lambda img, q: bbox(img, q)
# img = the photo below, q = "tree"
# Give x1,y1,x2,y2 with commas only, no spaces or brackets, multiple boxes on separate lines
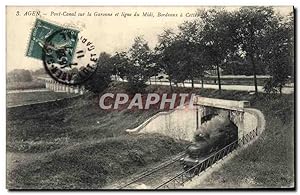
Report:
147,57,161,85
154,29,179,91
7,69,33,82
125,36,153,92
111,51,130,81
177,20,209,89
220,55,253,75
84,52,113,93
200,9,237,92
263,12,294,94
234,6,278,94
160,38,190,88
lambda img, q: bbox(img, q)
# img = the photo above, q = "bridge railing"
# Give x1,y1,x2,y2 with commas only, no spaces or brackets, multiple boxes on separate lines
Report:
155,128,258,189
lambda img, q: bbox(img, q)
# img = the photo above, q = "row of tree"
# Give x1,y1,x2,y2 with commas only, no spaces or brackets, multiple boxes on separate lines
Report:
7,69,33,82
85,7,294,94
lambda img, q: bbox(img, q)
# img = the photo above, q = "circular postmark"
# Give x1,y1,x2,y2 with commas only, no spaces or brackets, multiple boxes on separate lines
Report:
42,28,98,85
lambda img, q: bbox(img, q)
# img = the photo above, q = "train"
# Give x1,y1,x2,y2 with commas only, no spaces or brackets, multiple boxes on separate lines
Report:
180,111,238,172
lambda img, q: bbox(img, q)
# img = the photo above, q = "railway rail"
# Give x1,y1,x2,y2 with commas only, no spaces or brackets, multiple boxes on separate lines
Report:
119,152,185,189
119,128,258,189
156,128,258,189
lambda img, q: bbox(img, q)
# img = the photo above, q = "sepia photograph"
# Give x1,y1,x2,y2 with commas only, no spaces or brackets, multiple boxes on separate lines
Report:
5,5,295,190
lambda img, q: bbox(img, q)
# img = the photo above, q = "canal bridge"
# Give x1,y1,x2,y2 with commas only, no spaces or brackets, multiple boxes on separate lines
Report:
37,76,85,94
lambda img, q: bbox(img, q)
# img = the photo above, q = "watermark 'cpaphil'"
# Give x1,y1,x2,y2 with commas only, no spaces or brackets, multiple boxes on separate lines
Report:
99,93,196,111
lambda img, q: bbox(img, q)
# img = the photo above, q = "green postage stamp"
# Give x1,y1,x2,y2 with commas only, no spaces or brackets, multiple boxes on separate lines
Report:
26,18,79,61
25,18,98,85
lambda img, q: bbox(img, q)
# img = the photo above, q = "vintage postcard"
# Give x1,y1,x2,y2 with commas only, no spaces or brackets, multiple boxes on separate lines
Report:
6,6,295,190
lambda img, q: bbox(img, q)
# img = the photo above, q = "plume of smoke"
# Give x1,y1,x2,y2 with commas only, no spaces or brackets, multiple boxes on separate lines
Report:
194,110,230,140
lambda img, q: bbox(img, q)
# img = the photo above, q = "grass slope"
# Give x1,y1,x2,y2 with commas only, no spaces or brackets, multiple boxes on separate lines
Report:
7,91,77,107
8,134,185,189
7,83,294,189
7,88,187,189
7,80,45,90
7,94,158,153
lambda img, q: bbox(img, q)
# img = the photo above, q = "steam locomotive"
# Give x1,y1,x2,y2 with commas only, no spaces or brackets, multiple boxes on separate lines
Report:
180,112,238,171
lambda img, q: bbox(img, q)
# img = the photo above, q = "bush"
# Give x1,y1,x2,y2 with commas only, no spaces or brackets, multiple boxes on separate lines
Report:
7,69,33,82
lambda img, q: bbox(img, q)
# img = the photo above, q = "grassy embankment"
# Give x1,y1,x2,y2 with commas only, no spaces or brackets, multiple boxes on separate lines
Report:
7,82,294,188
7,80,45,90
7,84,187,189
7,80,77,107
7,91,77,107
196,92,294,188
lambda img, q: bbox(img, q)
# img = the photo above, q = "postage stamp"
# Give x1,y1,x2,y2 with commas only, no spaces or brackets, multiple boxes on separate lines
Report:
26,18,78,60
42,28,98,85
27,18,98,85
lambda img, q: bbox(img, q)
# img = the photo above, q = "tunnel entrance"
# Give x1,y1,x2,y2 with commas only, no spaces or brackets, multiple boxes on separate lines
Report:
194,108,239,144
181,108,239,171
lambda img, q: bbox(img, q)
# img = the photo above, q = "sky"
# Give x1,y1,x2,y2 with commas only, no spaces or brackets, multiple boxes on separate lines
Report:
6,6,293,72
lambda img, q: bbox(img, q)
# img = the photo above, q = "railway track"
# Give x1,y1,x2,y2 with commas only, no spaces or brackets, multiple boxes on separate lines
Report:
117,143,236,189
156,128,258,189
117,149,222,189
115,128,259,189
118,152,185,189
